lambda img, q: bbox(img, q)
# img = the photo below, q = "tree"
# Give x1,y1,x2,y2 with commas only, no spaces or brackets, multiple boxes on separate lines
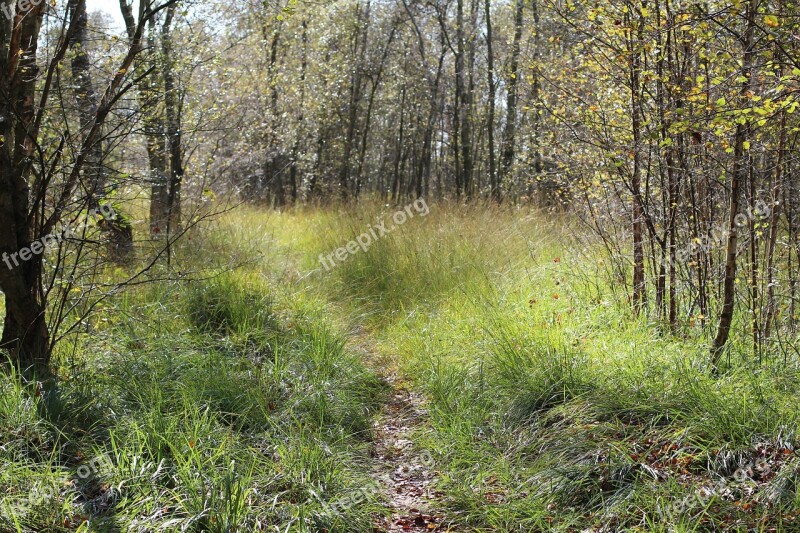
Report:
0,0,179,376
499,0,523,196
711,0,759,368
484,0,498,200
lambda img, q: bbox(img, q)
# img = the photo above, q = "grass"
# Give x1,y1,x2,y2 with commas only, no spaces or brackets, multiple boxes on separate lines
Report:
266,202,800,531
2,201,800,531
0,213,388,532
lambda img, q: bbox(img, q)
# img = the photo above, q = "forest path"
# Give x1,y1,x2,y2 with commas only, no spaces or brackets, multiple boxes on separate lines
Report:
350,334,451,532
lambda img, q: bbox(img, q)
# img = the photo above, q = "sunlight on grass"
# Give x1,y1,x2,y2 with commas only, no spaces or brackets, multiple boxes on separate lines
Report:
2,203,800,531
259,202,800,531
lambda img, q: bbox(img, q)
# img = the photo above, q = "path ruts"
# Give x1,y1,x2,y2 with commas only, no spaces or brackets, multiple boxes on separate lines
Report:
350,334,452,531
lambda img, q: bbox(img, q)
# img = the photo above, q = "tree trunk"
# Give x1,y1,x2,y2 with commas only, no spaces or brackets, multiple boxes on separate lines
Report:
0,1,50,375
289,19,308,204
711,0,758,369
69,0,104,207
530,0,543,184
264,21,284,207
162,6,183,236
485,0,498,201
70,0,133,262
500,0,523,190
628,7,647,312
339,0,371,200
455,0,474,199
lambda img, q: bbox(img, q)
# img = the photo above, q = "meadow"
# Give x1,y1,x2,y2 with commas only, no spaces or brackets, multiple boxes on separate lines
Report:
1,203,799,532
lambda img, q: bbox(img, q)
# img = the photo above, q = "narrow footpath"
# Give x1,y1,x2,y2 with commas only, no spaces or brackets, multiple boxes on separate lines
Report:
351,336,452,531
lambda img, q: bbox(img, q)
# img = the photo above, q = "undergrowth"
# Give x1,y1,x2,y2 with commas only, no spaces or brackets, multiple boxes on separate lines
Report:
3,202,800,531
0,211,387,532
274,202,800,532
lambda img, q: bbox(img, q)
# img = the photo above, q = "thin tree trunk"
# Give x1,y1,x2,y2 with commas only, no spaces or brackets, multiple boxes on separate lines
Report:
456,0,474,199
392,86,406,203
339,0,371,200
711,0,758,369
763,112,786,347
162,6,183,238
289,19,308,204
500,0,523,190
628,7,647,312
265,22,284,207
485,0,497,201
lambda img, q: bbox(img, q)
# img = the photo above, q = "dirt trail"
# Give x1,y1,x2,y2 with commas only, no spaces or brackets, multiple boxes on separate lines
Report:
351,336,450,532
371,374,446,532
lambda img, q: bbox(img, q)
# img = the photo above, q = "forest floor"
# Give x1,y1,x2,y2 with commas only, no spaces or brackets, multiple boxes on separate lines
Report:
2,203,800,532
370,374,445,532
352,335,449,531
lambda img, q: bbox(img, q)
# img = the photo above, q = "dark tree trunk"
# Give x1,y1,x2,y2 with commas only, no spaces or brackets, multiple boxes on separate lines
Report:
628,7,647,313
500,0,523,190
163,6,183,235
455,0,474,198
392,87,406,203
339,0,371,200
0,1,50,375
711,0,758,369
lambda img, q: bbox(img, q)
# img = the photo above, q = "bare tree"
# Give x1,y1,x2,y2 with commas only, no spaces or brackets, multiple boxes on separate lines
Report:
0,0,179,375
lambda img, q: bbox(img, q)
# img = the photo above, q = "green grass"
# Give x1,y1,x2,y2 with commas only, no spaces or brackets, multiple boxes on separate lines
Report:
2,202,800,531
267,202,800,531
0,213,388,532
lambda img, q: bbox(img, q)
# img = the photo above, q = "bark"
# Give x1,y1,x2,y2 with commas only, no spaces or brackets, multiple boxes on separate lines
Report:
392,86,406,203
530,0,543,181
628,6,646,312
455,0,474,198
500,0,523,189
485,0,497,201
0,1,49,374
162,6,182,235
711,0,759,369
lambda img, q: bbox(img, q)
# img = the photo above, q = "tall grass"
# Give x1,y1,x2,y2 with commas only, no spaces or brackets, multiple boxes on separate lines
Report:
0,210,388,532
275,201,800,531
2,202,800,531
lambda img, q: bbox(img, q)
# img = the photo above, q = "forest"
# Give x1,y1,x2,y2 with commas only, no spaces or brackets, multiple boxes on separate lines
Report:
1,0,800,531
